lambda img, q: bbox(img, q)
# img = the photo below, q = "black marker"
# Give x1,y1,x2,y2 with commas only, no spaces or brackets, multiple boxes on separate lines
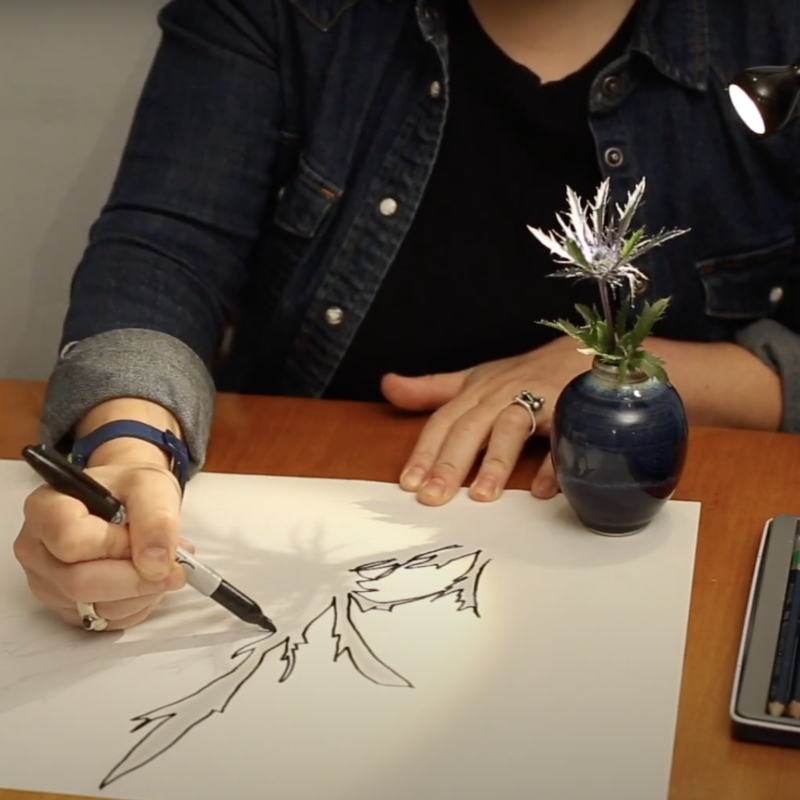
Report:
21,444,276,633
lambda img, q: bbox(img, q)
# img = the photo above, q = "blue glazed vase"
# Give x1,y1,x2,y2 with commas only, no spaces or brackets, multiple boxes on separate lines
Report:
551,358,688,536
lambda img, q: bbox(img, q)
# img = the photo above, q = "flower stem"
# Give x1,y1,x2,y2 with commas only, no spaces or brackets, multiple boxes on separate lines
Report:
599,281,617,346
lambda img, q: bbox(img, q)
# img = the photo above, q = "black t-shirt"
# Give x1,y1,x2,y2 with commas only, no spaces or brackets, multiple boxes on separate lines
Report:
325,1,635,401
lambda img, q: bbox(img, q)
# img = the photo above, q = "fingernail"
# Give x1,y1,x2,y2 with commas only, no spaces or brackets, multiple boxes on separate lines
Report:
534,478,558,498
163,565,187,592
401,466,427,491
139,546,169,579
419,477,447,503
471,475,498,501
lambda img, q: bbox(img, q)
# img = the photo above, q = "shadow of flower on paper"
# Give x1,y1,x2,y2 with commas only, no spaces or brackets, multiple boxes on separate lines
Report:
100,543,490,789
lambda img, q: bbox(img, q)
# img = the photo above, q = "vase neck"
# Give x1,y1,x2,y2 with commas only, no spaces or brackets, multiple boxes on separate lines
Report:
591,357,648,384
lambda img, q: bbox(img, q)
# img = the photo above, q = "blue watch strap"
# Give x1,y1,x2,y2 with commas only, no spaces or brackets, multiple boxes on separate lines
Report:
71,421,190,492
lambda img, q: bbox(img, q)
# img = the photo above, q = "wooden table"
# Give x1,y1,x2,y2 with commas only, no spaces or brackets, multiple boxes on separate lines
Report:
2,378,800,800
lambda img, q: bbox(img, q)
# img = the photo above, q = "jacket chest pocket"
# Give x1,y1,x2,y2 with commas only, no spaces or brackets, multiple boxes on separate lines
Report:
260,152,345,297
273,154,342,240
697,238,798,321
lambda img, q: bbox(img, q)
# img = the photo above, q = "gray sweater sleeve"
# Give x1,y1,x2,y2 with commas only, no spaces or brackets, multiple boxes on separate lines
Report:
736,318,800,433
40,328,216,474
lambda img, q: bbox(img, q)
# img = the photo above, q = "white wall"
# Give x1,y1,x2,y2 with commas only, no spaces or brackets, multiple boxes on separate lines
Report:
0,0,164,379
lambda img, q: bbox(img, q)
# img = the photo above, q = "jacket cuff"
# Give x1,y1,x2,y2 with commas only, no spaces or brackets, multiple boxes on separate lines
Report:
736,318,800,434
40,328,215,474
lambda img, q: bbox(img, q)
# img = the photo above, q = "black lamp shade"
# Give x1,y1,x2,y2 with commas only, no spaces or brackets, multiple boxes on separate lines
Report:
728,61,800,135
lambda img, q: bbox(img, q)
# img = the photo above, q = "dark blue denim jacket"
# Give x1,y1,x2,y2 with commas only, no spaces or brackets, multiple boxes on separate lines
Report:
42,0,800,467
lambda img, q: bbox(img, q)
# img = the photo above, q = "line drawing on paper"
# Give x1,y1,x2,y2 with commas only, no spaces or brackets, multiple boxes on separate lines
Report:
101,545,491,789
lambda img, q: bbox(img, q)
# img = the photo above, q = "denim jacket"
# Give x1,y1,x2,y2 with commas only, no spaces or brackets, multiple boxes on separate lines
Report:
42,0,800,468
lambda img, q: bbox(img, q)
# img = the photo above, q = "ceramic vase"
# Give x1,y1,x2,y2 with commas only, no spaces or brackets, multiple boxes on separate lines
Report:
551,358,688,536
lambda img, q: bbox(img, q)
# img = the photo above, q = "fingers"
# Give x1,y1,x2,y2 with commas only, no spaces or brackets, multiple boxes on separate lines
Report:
531,452,560,499
71,606,159,631
121,466,183,581
401,399,535,506
25,570,167,623
398,389,554,506
23,486,129,563
179,537,196,554
399,401,488,503
15,461,187,633
381,370,469,412
27,548,185,604
469,405,533,502
60,603,162,632
24,554,183,633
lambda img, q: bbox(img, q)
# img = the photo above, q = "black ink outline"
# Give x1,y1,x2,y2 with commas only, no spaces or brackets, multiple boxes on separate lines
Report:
331,595,412,688
100,546,490,789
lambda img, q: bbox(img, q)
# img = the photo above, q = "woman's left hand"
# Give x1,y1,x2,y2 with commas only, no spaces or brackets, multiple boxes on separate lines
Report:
383,332,785,507
381,336,590,506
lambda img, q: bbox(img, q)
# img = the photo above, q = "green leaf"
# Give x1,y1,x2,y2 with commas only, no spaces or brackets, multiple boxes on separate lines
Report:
617,356,630,383
591,179,611,236
615,293,632,340
539,319,598,352
616,329,635,359
631,350,669,383
565,239,592,269
620,228,644,261
628,297,670,351
539,319,581,337
615,178,646,239
627,227,690,262
575,326,601,351
574,304,601,326
596,319,613,355
539,317,609,357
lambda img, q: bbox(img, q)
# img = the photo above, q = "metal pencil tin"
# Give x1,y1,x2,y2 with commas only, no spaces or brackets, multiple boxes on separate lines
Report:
730,514,800,746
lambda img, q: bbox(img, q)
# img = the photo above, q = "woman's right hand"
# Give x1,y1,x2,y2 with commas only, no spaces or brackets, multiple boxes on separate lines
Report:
13,459,190,631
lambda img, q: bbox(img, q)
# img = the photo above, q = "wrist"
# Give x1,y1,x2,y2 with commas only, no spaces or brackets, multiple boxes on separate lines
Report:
646,337,783,430
85,437,172,471
76,397,181,439
72,399,189,484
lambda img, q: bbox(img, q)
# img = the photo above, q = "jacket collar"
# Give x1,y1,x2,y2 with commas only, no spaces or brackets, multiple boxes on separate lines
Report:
629,0,710,91
424,0,711,90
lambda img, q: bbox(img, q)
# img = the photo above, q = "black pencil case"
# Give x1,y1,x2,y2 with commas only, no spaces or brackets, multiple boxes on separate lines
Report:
731,514,800,746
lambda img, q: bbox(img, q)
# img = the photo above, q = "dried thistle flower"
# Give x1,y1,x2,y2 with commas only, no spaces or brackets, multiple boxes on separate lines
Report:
529,177,689,382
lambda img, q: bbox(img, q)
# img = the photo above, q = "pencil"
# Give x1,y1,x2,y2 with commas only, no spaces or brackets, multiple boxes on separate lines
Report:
789,650,800,719
788,589,800,719
767,533,800,717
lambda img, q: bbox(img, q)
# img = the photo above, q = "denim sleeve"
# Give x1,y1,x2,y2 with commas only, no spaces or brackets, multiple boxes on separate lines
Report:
736,319,800,433
42,0,281,465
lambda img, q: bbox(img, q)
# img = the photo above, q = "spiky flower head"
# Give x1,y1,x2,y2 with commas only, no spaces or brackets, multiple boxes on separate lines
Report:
532,177,690,382
527,177,688,296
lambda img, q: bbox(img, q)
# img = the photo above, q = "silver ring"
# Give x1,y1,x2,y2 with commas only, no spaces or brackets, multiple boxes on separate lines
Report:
511,390,545,437
76,601,108,632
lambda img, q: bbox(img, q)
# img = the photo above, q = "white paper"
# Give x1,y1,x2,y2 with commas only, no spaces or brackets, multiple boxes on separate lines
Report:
0,459,700,800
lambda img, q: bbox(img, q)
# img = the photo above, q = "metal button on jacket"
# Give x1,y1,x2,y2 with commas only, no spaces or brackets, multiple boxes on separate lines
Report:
324,306,344,325
604,147,624,167
428,80,442,99
771,286,785,304
379,197,398,216
602,75,622,96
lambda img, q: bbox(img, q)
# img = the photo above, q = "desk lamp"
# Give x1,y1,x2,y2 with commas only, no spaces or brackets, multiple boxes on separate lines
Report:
728,57,800,135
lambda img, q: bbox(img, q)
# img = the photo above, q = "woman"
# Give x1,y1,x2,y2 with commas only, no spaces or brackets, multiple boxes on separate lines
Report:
14,0,800,629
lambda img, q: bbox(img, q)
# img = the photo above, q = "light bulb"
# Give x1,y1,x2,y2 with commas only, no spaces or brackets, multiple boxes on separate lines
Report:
728,84,767,134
